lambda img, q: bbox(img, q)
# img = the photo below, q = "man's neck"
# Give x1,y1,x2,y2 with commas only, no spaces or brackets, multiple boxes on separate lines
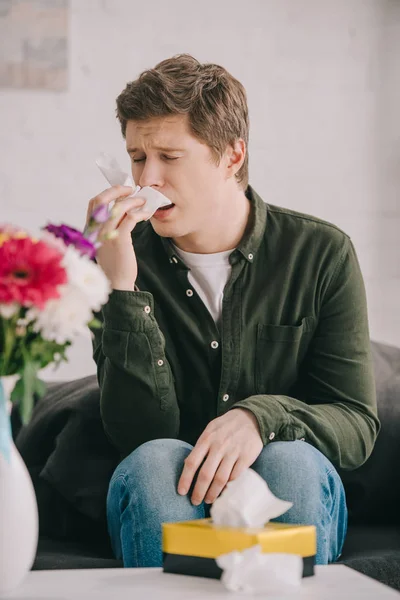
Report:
172,189,251,254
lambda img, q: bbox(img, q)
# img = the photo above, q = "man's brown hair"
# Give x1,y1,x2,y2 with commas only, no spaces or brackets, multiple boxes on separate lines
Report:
116,54,249,189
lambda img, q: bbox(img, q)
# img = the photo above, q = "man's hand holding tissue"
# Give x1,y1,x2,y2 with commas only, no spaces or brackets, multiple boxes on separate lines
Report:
178,409,263,506
85,185,151,291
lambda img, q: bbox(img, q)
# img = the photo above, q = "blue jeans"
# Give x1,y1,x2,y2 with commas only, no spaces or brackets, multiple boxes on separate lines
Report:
107,439,347,567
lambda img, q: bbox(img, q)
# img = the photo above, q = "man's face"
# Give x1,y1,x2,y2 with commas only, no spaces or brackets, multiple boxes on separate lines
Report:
125,114,236,244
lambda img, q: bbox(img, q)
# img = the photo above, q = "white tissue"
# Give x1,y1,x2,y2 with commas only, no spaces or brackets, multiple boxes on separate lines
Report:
95,153,172,219
210,468,293,528
216,545,303,594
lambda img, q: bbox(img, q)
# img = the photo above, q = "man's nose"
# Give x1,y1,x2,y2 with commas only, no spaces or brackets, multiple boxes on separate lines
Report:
138,159,163,189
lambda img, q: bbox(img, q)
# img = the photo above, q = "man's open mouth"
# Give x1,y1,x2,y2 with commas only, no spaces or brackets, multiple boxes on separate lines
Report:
153,203,176,219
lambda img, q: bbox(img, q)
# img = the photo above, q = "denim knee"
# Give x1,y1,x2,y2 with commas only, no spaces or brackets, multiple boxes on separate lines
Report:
253,440,328,493
109,438,193,495
106,438,203,567
252,441,347,564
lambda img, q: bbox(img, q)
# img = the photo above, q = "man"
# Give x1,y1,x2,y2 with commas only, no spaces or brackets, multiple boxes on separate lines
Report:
86,54,379,569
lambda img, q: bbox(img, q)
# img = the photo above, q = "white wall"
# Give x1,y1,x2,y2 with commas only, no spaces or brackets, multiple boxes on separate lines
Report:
1,0,399,381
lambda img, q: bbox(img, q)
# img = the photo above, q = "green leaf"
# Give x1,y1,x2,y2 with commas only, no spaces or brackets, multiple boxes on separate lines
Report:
20,360,38,425
88,318,102,329
9,369,47,424
27,336,70,370
34,377,47,399
10,377,23,404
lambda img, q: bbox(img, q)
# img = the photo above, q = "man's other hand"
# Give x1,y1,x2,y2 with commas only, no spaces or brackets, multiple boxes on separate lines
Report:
177,408,263,505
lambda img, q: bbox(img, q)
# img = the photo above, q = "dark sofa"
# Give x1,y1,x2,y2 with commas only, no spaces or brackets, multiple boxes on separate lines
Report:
13,341,400,590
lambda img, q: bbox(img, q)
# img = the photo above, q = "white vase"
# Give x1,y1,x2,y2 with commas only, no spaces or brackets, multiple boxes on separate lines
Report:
0,375,39,596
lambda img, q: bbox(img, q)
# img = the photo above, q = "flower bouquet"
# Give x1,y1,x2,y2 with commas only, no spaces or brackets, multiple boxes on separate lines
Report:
0,207,112,424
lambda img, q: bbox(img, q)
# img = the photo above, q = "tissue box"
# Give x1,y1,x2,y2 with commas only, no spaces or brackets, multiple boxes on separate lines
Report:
162,518,316,579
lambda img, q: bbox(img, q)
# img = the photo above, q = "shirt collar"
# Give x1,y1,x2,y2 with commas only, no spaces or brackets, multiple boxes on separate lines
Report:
235,185,267,263
160,185,267,266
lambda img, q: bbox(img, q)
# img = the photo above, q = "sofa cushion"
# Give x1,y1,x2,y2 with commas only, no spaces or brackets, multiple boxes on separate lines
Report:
339,341,400,525
341,525,400,561
33,538,122,570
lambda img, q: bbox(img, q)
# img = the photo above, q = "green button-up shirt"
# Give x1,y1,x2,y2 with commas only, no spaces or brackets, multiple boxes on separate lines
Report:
92,186,379,469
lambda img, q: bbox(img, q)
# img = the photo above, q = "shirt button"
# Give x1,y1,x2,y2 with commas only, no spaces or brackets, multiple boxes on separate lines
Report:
211,341,219,349
157,359,164,367
186,289,193,297
248,253,254,261
171,256,178,264
144,306,151,314
222,394,229,402
269,432,275,441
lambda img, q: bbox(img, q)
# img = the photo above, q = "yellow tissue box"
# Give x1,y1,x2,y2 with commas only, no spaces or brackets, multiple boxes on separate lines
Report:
162,518,316,579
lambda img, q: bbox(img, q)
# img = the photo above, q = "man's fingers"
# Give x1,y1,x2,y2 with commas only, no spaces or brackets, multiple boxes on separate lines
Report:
85,185,134,228
117,209,152,236
178,442,209,497
204,456,237,505
100,197,146,236
228,458,248,482
190,451,224,506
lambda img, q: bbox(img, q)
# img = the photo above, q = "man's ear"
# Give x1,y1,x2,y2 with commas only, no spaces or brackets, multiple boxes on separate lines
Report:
225,139,246,180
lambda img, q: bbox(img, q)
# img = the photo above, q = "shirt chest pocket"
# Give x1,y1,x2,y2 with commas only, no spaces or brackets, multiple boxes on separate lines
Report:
255,316,315,395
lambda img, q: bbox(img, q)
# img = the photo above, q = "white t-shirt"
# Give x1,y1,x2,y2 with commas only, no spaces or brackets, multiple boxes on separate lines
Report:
173,245,234,325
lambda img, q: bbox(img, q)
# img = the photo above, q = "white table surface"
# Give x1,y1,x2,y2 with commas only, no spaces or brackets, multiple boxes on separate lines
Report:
2,565,400,599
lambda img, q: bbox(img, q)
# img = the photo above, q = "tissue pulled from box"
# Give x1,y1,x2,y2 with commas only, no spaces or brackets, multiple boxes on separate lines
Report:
210,468,293,528
217,545,302,594
95,153,172,218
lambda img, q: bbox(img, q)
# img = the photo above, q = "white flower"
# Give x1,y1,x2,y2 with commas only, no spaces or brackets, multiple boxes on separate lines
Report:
0,303,19,319
31,286,93,344
62,246,111,311
40,230,68,255
24,308,38,323
25,242,111,345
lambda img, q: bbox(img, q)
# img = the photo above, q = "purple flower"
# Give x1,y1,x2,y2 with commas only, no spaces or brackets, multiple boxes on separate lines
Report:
91,205,110,223
44,224,96,259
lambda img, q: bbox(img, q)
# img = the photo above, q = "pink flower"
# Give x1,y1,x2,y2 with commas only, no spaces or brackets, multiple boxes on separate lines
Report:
0,237,67,309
